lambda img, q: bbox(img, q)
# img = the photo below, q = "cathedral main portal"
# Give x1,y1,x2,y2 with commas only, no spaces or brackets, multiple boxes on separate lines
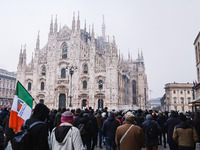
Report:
59,94,66,108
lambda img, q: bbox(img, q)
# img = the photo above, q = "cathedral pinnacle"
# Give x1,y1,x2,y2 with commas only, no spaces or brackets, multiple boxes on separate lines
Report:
18,45,23,67
102,15,106,41
141,50,144,60
72,12,75,32
91,24,95,42
84,20,86,32
54,15,58,33
119,49,121,61
138,49,140,59
36,30,40,50
23,44,27,66
77,11,80,32
89,25,91,35
49,15,53,35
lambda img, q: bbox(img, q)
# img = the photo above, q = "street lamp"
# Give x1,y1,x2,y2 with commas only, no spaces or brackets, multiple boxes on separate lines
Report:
66,66,77,108
98,80,103,109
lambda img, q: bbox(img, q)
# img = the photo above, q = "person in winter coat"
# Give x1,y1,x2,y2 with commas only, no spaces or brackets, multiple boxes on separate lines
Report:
0,125,4,150
115,112,145,150
142,114,161,150
164,111,180,150
2,111,15,149
192,112,200,143
102,111,120,150
24,103,50,150
96,111,104,148
156,111,167,148
53,108,66,127
173,115,199,150
51,111,83,150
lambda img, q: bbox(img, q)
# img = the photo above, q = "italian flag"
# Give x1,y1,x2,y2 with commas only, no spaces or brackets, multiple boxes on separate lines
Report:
9,81,33,133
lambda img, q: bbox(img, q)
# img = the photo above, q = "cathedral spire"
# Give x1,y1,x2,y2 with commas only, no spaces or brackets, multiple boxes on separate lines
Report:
49,15,53,35
54,15,58,34
106,35,111,55
84,20,86,32
91,24,95,42
141,50,144,60
18,45,23,67
102,15,106,41
112,36,117,56
23,44,27,66
36,30,40,50
59,23,61,31
89,25,91,36
72,12,75,32
77,11,80,32
119,49,121,61
138,49,140,60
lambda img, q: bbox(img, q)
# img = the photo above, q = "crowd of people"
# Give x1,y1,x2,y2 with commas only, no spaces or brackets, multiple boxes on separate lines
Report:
0,104,199,150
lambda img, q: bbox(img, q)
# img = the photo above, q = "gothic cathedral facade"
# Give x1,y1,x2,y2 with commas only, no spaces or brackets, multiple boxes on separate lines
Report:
17,13,149,110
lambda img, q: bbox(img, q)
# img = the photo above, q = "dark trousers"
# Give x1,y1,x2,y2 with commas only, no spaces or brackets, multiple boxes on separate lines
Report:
159,132,166,147
168,140,178,150
105,137,117,150
98,128,102,147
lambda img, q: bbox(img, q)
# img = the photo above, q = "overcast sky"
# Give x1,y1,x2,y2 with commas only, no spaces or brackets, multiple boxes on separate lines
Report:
0,0,199,99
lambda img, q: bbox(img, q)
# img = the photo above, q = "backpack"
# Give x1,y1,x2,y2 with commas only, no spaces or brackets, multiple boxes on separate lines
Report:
78,123,85,135
147,122,158,139
12,121,45,150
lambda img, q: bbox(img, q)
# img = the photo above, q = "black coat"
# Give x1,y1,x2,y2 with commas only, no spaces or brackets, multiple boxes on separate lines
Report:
102,115,120,141
24,117,49,150
164,117,180,143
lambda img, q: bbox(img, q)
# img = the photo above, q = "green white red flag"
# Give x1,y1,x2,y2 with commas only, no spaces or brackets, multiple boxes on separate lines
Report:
9,81,33,133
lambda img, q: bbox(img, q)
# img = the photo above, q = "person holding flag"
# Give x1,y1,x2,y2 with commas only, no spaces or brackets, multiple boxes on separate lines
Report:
9,81,34,133
9,81,50,150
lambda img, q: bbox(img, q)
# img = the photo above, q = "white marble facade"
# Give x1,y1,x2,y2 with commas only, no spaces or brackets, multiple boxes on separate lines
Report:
17,13,148,110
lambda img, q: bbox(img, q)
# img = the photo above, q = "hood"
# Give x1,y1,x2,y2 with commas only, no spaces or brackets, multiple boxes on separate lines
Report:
32,103,50,121
108,115,115,121
55,125,72,143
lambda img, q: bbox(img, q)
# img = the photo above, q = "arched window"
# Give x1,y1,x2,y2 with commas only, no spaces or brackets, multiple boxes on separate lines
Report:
61,68,66,78
83,64,88,74
42,66,46,76
173,97,177,104
181,98,184,104
28,82,31,91
41,82,44,90
62,42,68,59
187,98,191,104
98,80,103,89
83,80,87,89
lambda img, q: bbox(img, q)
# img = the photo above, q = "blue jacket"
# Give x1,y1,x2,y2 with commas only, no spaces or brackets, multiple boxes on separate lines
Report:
142,120,161,146
102,115,120,141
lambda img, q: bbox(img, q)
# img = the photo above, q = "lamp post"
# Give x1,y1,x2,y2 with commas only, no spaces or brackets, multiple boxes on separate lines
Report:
66,66,77,108
98,80,103,109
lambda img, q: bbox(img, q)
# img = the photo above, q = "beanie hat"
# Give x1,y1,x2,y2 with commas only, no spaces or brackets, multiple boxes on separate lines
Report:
146,114,152,120
61,111,74,124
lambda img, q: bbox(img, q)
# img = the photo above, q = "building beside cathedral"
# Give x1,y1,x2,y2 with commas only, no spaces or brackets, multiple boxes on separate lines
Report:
161,82,193,112
0,69,16,108
17,13,148,110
